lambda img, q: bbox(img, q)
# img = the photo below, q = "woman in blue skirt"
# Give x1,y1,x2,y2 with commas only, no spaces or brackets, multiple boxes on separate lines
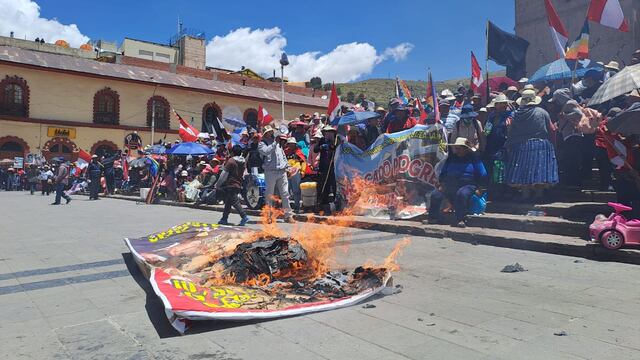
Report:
504,89,559,200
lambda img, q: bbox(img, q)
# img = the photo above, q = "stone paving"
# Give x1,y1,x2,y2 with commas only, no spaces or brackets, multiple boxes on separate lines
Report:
1,191,640,359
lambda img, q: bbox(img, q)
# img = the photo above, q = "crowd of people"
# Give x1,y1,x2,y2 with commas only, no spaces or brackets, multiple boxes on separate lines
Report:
3,52,640,227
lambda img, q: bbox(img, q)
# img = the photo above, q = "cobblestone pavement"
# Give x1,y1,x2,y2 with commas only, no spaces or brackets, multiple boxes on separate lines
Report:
1,191,639,360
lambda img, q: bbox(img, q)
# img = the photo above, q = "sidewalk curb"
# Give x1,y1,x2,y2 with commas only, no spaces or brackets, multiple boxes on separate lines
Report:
97,194,640,265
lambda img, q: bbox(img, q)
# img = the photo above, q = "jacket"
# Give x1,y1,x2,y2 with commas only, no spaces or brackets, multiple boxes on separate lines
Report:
258,139,288,172
55,163,70,185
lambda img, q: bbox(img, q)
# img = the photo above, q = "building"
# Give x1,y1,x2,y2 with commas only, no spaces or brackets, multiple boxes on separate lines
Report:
0,42,327,162
120,38,177,64
515,0,640,76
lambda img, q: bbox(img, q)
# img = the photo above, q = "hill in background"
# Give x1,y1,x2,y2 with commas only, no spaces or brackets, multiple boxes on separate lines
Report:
335,71,505,107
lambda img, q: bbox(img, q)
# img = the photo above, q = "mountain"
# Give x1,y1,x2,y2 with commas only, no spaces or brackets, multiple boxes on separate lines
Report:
336,71,505,107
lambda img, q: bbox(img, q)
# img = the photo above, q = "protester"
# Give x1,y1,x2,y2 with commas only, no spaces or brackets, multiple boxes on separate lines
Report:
87,155,102,200
450,104,485,151
483,94,513,186
439,99,460,136
258,125,295,223
365,115,381,145
39,165,53,195
315,125,339,211
216,145,250,226
428,137,487,227
285,137,307,213
26,164,39,195
386,103,417,134
52,159,72,205
504,89,559,200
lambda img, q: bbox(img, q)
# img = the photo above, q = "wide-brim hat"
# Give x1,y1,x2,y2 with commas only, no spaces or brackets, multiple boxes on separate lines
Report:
322,125,337,132
604,61,620,72
493,93,510,103
517,89,542,106
289,120,307,127
447,137,475,151
262,125,275,136
286,137,297,145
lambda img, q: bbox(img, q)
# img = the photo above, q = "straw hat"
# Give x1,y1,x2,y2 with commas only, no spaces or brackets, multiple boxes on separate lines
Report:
521,84,536,93
286,137,297,145
262,124,275,136
322,125,337,132
518,77,529,84
604,61,620,72
440,89,456,101
493,93,510,103
516,89,542,106
447,137,475,151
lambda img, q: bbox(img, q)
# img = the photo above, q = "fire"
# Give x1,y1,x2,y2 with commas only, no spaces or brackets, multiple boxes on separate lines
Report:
382,238,411,272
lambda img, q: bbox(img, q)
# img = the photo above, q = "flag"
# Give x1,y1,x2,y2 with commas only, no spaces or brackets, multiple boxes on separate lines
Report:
544,0,569,58
257,104,274,128
174,110,200,142
400,79,412,99
565,20,590,60
425,71,440,124
587,0,628,32
470,52,483,93
327,83,341,121
395,77,409,104
487,21,530,80
76,149,91,169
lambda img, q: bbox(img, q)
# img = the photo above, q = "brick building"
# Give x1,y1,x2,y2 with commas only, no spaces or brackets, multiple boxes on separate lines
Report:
515,0,640,76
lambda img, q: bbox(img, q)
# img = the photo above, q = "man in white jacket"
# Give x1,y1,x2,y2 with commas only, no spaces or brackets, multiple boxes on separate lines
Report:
257,125,295,223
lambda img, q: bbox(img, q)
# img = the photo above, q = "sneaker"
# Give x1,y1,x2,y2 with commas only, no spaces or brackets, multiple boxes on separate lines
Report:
50,202,61,205
238,216,250,226
66,198,71,204
218,219,229,225
284,216,295,224
452,221,466,228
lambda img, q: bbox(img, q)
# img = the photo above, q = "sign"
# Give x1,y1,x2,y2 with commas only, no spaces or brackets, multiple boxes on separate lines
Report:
13,157,23,169
334,124,447,219
47,127,76,139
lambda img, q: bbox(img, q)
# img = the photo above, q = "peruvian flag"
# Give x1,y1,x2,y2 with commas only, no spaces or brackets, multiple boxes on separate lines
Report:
470,52,483,93
588,0,629,32
76,149,91,169
327,82,340,121
544,0,569,57
257,104,274,128
175,110,200,142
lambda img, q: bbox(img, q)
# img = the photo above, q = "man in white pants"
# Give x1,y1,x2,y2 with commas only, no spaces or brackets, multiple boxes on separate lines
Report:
257,125,295,223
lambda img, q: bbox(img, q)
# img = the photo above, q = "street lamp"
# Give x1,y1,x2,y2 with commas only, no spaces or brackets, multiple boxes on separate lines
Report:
279,52,289,122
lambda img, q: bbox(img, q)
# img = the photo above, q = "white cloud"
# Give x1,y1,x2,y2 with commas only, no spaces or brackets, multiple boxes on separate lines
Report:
381,42,415,62
0,0,89,47
206,27,413,83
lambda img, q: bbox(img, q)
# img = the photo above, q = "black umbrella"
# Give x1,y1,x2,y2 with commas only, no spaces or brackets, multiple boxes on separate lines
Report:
606,102,640,136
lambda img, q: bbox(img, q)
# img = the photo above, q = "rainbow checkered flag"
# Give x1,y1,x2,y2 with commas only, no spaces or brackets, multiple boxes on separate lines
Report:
565,20,589,60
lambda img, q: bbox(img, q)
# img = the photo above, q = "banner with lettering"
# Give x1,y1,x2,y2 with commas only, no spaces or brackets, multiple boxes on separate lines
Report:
335,124,447,219
124,222,389,333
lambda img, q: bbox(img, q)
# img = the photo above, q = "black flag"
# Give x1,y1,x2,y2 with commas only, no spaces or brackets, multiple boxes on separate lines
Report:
487,21,529,80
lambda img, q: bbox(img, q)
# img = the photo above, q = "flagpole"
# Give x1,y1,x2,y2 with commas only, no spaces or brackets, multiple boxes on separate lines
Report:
485,20,490,104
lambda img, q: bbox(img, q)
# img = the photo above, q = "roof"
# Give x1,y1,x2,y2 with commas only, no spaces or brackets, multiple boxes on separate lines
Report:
0,46,327,108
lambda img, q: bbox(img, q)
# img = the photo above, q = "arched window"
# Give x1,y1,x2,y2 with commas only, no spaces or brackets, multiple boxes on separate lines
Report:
244,108,258,129
42,137,78,162
202,102,225,140
0,76,29,117
147,96,170,130
90,140,119,158
93,87,120,125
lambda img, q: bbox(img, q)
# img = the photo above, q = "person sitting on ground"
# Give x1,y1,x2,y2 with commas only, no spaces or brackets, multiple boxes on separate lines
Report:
450,104,485,152
427,138,487,228
216,145,250,226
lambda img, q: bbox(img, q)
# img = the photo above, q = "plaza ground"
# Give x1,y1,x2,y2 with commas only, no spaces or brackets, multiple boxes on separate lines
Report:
1,192,639,359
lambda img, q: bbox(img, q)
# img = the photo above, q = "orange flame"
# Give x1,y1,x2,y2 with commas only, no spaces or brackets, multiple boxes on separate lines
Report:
382,238,411,272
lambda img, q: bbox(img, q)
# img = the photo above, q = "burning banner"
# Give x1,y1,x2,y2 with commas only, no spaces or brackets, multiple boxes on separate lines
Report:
125,221,406,333
335,124,447,219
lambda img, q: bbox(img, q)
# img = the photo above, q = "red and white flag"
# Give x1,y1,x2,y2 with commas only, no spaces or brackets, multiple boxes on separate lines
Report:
327,83,341,121
470,52,483,93
588,0,628,32
257,104,273,128
544,0,569,58
76,149,91,169
174,110,200,142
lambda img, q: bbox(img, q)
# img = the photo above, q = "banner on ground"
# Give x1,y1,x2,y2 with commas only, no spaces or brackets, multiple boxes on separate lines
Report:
335,124,447,219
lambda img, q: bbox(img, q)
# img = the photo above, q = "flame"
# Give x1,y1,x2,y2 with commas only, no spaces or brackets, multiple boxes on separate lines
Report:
382,238,411,272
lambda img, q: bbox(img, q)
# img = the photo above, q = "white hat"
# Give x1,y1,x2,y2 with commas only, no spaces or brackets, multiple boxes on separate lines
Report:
604,61,620,72
180,170,188,176
262,124,275,136
493,93,510,103
322,125,337,132
440,89,456,101
516,89,542,106
478,107,487,113
447,137,475,151
91,154,98,159
518,77,529,83
286,137,297,145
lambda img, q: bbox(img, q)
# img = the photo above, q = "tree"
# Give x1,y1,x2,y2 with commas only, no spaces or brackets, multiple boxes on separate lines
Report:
346,91,355,103
309,77,322,90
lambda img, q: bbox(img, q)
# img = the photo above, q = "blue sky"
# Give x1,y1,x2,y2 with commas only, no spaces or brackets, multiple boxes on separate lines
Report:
26,0,515,82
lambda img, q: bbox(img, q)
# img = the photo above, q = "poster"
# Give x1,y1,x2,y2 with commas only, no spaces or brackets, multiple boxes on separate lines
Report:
125,222,391,333
335,124,447,219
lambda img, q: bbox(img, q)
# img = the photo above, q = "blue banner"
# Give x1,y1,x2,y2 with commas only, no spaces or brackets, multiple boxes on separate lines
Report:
335,125,447,219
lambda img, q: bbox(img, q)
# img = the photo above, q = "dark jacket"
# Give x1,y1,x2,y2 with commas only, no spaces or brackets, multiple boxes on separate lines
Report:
314,138,337,174
87,161,102,179
439,152,487,190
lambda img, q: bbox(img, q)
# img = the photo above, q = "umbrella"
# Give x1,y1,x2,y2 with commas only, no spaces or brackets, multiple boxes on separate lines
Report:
166,142,213,156
223,117,246,128
331,111,381,126
529,58,602,83
129,157,148,168
588,63,640,106
0,158,13,165
147,144,166,154
197,132,210,139
605,102,640,135
476,77,518,94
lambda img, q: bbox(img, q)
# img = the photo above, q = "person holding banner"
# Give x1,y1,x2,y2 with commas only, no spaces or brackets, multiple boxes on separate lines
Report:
427,138,487,228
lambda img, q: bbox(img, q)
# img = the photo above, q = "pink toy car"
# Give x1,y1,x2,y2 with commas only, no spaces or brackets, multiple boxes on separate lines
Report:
589,202,640,250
